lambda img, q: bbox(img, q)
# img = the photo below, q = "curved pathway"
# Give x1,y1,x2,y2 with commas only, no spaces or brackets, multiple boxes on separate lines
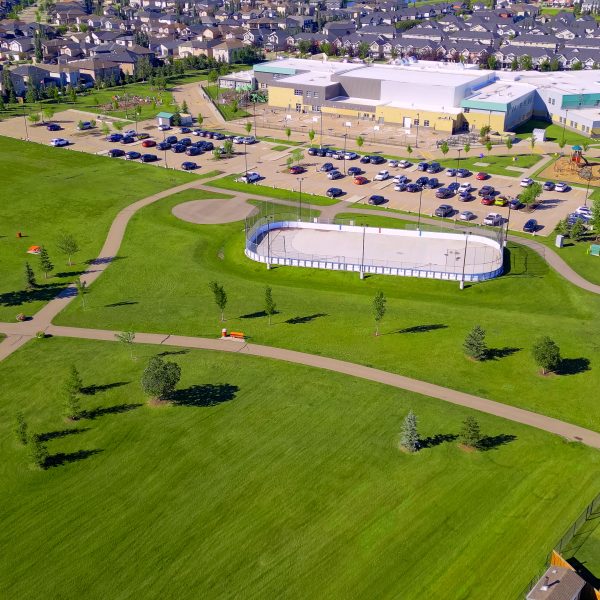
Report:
2,177,600,447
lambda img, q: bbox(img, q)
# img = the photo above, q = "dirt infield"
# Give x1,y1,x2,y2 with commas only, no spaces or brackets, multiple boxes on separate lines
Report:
172,198,256,224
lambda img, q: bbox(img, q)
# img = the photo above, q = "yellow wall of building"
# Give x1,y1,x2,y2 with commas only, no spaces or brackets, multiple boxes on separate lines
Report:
375,106,457,133
268,86,296,109
321,107,371,118
465,112,506,133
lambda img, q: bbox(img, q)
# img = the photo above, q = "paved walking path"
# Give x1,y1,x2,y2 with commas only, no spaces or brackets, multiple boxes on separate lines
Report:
2,174,600,448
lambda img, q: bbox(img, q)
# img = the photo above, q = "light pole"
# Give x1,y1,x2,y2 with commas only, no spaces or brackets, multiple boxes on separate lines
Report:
22,104,29,140
297,176,305,220
253,97,257,137
455,148,462,182
320,109,324,149
244,140,248,177
360,223,366,279
266,215,272,270
343,131,348,174
460,232,470,290
417,185,424,232
504,200,512,246
415,113,420,148
562,108,569,143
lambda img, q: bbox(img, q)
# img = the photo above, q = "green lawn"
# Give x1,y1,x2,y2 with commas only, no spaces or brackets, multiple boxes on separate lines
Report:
2,337,600,598
271,144,290,151
438,153,541,177
204,85,251,120
206,174,338,206
0,136,196,321
539,235,600,286
515,119,591,146
54,195,600,433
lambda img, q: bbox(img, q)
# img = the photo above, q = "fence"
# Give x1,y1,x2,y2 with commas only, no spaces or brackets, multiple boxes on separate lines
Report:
244,215,503,282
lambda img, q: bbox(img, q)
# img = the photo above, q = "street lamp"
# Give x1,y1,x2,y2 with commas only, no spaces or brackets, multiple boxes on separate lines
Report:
417,185,424,232
460,232,470,290
360,223,366,279
455,148,462,182
504,200,513,246
244,140,248,177
22,104,29,140
297,176,305,220
253,97,257,138
343,132,348,174
266,215,272,270
320,109,324,149
562,108,569,143
415,113,420,148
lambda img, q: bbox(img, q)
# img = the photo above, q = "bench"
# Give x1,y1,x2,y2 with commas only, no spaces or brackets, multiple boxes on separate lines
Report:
229,331,245,339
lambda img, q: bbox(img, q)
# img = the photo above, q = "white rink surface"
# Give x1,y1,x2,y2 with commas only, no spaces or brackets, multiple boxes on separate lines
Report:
256,227,502,274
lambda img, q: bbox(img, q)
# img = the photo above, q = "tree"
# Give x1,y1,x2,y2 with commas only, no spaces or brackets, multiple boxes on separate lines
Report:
356,135,364,149
358,42,370,59
290,147,303,164
141,355,181,401
558,138,566,150
264,286,276,324
212,148,221,161
101,122,110,137
298,40,312,56
56,232,80,266
308,129,315,143
485,140,493,153
571,218,587,242
28,434,48,469
531,336,561,375
487,55,497,70
197,114,204,127
479,125,491,140
223,138,233,156
459,416,481,449
75,277,88,309
519,55,533,71
63,365,83,420
590,197,600,237
463,325,487,360
520,182,542,208
285,126,291,141
463,142,470,156
28,112,40,125
14,411,28,445
400,410,419,453
38,246,53,279
505,137,512,151
406,144,413,158
572,60,583,71
24,262,36,290
554,218,569,236
440,140,449,157
207,70,218,85
530,135,536,151
115,330,136,359
209,280,227,321
372,291,386,336
181,99,189,114
230,98,239,115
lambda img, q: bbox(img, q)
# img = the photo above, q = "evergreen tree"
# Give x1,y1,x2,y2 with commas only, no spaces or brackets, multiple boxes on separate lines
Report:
531,336,561,375
209,281,228,321
571,218,587,242
591,197,600,238
14,411,28,445
463,325,487,360
181,99,189,114
264,286,276,325
400,410,419,453
28,434,48,469
459,416,481,449
63,365,83,420
38,246,53,279
24,261,36,290
34,31,43,62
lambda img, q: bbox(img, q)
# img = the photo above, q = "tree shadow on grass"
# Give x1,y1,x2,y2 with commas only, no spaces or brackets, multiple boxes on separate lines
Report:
393,324,448,335
37,427,90,442
485,347,521,361
157,349,189,357
557,357,591,376
420,433,458,448
568,558,600,590
477,434,517,451
54,269,87,278
81,403,142,420
285,313,327,325
104,301,138,308
85,255,126,266
0,284,66,307
239,310,268,319
82,381,130,395
172,383,239,407
45,448,103,468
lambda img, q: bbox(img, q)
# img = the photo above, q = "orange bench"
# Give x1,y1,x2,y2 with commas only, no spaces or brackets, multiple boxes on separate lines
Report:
229,331,245,339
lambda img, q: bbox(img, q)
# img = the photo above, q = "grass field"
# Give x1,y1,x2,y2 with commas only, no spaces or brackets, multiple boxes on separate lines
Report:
0,136,196,321
515,119,592,146
204,85,251,120
54,194,600,432
2,336,600,599
438,153,541,177
206,174,338,206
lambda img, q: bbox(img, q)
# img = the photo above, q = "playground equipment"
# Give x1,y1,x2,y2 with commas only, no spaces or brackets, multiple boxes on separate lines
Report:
554,145,596,181
571,145,589,168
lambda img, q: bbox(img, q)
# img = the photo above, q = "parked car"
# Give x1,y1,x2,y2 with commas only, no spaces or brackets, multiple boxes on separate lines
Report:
124,130,136,137
157,142,171,151
107,133,122,142
328,170,343,180
344,151,358,160
436,188,453,199
320,162,334,172
192,129,204,136
435,204,454,217
233,136,245,144
481,196,495,206
425,177,439,189
137,133,150,140
142,139,156,148
523,219,538,232
77,121,92,130
457,168,470,178
568,212,590,226
197,141,213,151
426,162,441,174
121,136,135,144
307,147,320,156
398,160,411,168
368,195,386,205
543,181,555,191
478,185,495,197
494,195,508,207
458,182,471,193
348,166,362,176
394,182,408,192
239,171,260,183
448,182,460,193
416,176,429,187
483,212,503,226
326,187,343,198
388,159,399,168
125,151,141,160
370,155,385,164
459,210,476,221
185,146,201,156
459,192,473,202
213,132,226,140
181,161,197,170
360,155,372,164
108,148,125,158
46,123,61,131
165,135,178,144
555,182,569,192
354,176,368,185
140,154,158,162
289,165,305,174
520,177,534,187
171,144,185,153
50,138,69,147
180,127,192,134
179,138,192,147
476,172,489,180
374,170,389,181
576,205,592,216
417,162,429,171
158,124,171,131
393,175,409,184
446,168,457,177
509,197,524,210
406,183,421,193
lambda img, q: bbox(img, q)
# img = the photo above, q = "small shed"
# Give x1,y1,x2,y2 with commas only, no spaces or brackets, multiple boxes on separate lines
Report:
157,112,174,127
527,566,585,600
180,113,193,126
533,128,546,143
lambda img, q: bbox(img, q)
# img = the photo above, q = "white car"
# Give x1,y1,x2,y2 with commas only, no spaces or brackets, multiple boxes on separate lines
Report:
520,177,534,187
458,182,471,193
374,170,390,181
239,171,260,183
124,129,136,137
483,212,503,226
398,160,411,168
50,138,69,147
388,160,399,168
243,136,256,144
555,182,569,192
158,124,171,131
459,210,476,221
233,136,245,144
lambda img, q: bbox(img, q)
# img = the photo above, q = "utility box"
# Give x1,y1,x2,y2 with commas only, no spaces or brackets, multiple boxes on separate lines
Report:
556,234,564,248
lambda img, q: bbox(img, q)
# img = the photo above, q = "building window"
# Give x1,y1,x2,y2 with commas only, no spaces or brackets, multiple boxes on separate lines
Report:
423,120,430,127
260,82,267,89
294,89,302,96
464,108,470,113
313,92,319,99
570,120,576,127
295,103,302,112
414,119,420,126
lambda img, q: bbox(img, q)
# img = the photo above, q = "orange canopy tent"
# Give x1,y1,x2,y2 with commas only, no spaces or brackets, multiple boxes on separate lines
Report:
27,246,41,254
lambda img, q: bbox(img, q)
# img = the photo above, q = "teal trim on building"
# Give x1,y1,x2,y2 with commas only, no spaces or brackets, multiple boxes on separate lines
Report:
254,64,297,75
460,99,508,112
562,93,600,109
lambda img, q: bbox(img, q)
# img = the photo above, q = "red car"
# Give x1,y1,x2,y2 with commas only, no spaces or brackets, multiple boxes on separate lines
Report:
289,165,305,174
476,172,489,180
141,139,156,148
480,196,495,206
353,176,368,185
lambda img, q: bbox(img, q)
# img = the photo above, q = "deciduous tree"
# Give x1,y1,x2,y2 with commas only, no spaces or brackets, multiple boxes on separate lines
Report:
531,336,561,375
372,291,386,336
56,232,80,265
24,262,36,290
141,356,181,401
209,280,228,321
14,411,28,445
